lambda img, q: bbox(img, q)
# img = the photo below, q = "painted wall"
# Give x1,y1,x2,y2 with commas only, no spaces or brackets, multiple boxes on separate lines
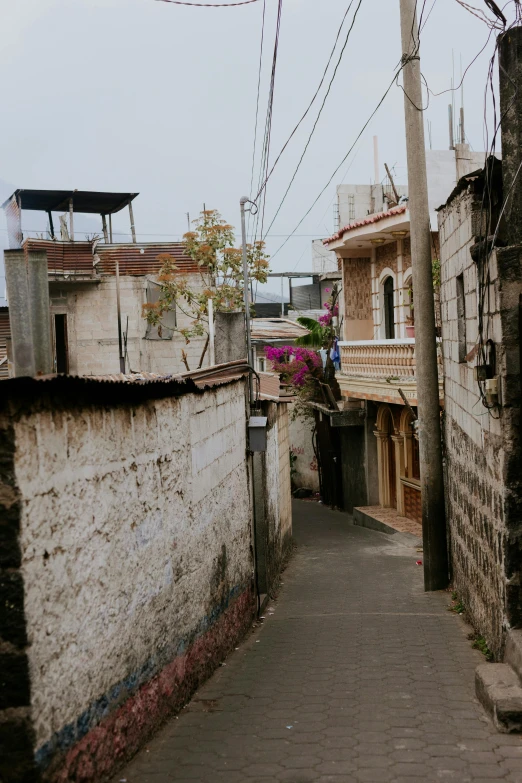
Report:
1,378,258,782
289,410,319,492
49,273,208,377
439,186,522,657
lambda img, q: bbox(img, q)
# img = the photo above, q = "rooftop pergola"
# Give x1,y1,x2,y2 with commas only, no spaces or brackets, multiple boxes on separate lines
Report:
2,189,139,245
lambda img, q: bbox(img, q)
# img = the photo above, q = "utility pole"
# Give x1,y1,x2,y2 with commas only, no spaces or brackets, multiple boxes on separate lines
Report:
399,0,448,591
240,197,254,404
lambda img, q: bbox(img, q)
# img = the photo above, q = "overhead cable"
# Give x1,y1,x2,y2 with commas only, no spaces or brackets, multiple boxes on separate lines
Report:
269,69,401,264
252,0,283,243
252,0,359,205
155,0,259,6
261,0,364,239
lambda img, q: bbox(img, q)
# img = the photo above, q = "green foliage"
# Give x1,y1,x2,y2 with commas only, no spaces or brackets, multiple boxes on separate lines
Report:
294,317,330,349
289,450,298,479
449,593,466,615
142,209,270,346
472,635,494,661
432,258,441,288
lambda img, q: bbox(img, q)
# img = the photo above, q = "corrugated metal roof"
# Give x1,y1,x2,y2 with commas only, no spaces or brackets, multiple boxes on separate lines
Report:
18,239,198,278
96,243,199,276
2,189,138,214
251,318,310,341
324,204,408,245
25,239,95,276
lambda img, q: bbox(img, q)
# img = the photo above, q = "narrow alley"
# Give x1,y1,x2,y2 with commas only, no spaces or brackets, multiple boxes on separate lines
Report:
114,502,522,783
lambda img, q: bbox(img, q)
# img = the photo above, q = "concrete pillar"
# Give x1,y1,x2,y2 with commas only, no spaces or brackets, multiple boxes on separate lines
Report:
499,27,522,246
214,311,247,365
397,239,406,338
27,251,53,375
392,434,405,515
4,250,35,377
374,431,390,507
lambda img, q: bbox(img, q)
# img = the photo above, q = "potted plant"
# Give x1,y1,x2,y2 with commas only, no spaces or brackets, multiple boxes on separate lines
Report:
405,313,415,339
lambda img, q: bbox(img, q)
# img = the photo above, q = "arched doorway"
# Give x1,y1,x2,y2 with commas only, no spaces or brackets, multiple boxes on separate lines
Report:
383,277,395,339
375,406,397,508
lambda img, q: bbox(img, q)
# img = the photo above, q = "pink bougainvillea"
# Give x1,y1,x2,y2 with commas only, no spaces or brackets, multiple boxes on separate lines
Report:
264,346,322,388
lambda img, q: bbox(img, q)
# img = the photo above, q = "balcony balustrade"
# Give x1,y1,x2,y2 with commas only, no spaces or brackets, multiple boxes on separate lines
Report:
339,338,443,381
339,339,417,380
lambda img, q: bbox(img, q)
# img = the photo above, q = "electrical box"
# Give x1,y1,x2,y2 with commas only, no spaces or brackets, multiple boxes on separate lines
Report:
248,416,268,452
485,377,499,406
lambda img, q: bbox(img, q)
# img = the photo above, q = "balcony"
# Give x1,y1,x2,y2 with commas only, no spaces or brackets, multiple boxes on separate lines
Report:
340,339,416,379
337,339,442,406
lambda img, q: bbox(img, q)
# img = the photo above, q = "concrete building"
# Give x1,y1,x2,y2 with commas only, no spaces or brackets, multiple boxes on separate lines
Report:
1,190,210,378
324,144,483,524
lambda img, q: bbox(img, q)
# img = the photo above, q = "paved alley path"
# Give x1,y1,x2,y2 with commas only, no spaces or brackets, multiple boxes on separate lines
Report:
114,501,522,783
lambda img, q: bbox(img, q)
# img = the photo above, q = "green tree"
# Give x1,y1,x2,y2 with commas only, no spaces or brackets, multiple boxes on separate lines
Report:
143,209,270,369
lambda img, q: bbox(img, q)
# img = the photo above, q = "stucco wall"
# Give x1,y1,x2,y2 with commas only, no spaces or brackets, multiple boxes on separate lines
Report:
289,411,319,492
49,273,208,377
439,187,522,657
1,378,257,781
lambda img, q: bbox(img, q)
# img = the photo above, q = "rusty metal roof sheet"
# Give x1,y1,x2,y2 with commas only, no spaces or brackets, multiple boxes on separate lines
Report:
24,239,95,275
2,189,138,214
251,318,310,341
17,239,198,278
96,243,199,276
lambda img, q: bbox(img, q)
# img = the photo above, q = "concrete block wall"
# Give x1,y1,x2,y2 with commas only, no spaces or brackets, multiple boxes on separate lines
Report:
260,402,293,593
0,378,257,782
289,409,320,492
50,273,208,377
439,187,522,657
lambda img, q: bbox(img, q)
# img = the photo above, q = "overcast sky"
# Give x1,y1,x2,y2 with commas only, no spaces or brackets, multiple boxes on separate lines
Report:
0,0,509,297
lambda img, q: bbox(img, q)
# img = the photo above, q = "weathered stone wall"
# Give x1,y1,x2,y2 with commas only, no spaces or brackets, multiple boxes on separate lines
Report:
0,377,256,782
439,187,522,657
262,402,292,593
49,273,207,377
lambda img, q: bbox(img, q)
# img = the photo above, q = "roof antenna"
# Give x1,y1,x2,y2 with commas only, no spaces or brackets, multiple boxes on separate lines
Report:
373,136,380,185
459,53,465,144
448,104,455,150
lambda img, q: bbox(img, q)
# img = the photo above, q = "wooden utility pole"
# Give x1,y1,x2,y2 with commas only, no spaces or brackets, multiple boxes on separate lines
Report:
399,0,448,590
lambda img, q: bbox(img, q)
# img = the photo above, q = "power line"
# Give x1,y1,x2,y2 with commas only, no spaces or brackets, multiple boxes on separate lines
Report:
252,0,359,205
155,0,259,6
261,0,364,239
270,69,402,267
247,0,267,239
251,0,283,244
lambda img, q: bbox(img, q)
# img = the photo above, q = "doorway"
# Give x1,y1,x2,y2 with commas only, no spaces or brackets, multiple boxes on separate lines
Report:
54,314,69,374
383,277,395,339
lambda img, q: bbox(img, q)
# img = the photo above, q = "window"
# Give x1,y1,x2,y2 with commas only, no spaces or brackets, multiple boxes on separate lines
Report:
456,274,466,362
383,277,395,339
54,314,69,374
258,357,266,373
144,281,176,340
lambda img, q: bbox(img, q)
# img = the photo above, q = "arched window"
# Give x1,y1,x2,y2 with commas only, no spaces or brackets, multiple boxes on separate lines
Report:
383,277,395,339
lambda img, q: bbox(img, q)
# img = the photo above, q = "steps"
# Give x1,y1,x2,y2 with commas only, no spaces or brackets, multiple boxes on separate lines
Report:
476,630,522,732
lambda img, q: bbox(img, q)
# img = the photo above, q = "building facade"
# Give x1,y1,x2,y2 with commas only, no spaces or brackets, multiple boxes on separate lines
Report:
323,144,482,523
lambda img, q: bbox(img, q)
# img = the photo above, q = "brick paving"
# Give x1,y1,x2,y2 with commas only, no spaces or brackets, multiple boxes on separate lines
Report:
113,501,522,783
354,505,423,537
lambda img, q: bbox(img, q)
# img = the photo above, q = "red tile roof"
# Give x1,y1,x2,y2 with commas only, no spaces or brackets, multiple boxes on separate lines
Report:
323,204,408,245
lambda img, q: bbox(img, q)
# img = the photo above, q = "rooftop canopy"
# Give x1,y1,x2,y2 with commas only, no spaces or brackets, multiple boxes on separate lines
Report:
2,189,139,215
